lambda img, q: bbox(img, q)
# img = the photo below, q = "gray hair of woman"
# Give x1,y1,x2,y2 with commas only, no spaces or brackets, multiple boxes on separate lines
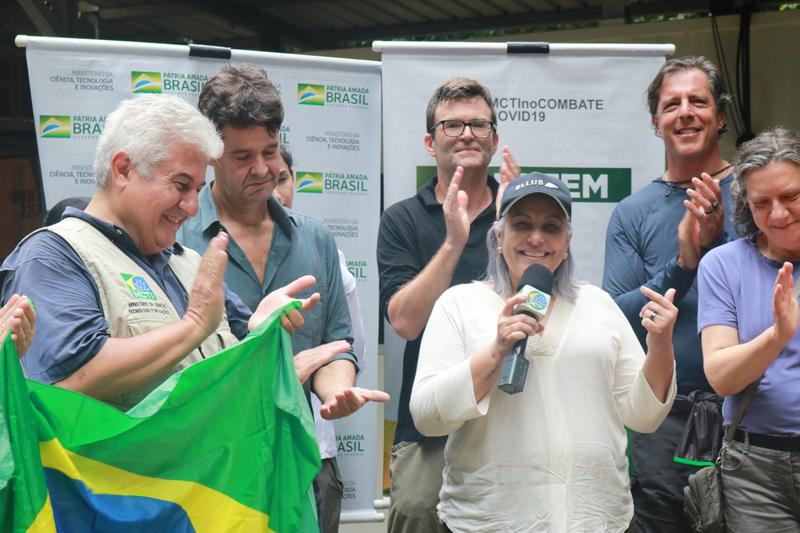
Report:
482,216,578,301
731,126,800,239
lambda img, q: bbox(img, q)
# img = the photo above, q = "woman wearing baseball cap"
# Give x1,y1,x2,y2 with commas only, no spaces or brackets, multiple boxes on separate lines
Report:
410,172,678,532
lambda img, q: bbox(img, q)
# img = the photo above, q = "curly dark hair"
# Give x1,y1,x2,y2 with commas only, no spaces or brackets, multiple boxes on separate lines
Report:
198,64,284,135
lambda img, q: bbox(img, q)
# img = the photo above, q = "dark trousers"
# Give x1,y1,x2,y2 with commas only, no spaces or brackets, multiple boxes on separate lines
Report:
721,438,800,532
313,457,344,533
631,403,697,533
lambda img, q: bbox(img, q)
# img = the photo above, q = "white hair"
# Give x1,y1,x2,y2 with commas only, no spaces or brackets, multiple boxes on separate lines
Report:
93,94,223,188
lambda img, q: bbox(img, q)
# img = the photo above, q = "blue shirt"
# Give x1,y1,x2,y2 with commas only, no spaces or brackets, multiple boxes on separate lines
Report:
698,238,800,435
177,183,356,366
0,208,251,384
602,175,736,394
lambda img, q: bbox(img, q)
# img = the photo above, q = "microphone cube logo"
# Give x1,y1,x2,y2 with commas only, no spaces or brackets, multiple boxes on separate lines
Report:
526,290,549,312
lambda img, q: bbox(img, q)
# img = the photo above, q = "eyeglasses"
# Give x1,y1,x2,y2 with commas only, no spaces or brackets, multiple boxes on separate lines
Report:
429,119,495,138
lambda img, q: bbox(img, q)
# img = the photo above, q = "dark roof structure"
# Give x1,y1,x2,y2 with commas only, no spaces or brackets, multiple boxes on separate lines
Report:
3,0,788,53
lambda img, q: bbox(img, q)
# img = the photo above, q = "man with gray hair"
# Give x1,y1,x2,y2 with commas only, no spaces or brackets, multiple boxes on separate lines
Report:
0,94,315,410
603,56,737,532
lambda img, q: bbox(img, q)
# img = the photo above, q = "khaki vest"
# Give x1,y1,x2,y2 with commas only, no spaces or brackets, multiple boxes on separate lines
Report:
48,217,238,411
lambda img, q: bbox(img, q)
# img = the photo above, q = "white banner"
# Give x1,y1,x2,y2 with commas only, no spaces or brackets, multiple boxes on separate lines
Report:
377,41,673,285
376,41,672,485
21,35,383,522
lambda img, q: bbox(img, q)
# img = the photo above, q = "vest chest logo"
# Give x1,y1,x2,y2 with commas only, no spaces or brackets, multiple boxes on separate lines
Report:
120,273,158,301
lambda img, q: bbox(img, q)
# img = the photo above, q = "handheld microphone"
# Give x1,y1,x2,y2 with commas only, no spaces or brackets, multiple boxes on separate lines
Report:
497,264,553,395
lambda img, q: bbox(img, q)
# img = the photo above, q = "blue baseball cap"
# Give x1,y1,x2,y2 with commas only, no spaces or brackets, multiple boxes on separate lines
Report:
500,172,572,220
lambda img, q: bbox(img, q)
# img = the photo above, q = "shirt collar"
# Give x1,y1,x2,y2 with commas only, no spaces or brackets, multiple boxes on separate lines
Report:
62,207,176,262
195,181,297,238
417,173,500,208
268,196,297,237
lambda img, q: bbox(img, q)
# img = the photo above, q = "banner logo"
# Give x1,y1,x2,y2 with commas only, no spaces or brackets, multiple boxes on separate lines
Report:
131,71,163,94
297,84,325,106
297,83,369,108
121,274,158,301
130,70,208,95
296,172,324,193
39,116,71,138
297,171,368,196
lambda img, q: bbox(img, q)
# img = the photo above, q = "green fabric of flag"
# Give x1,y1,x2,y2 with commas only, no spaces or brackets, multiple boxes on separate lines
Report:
0,329,50,532
0,302,321,532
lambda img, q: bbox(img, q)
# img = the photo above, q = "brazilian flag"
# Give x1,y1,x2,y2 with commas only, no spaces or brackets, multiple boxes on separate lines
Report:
0,302,320,532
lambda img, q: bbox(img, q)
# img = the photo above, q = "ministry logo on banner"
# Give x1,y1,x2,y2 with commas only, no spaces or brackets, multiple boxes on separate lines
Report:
296,83,370,109
296,172,323,193
297,84,325,106
131,71,208,95
296,171,368,196
39,115,106,139
131,71,163,93
39,115,71,138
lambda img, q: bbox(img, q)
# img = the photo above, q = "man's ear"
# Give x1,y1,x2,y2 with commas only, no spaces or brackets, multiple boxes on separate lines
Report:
424,133,437,158
110,150,133,189
718,110,726,134
652,115,662,138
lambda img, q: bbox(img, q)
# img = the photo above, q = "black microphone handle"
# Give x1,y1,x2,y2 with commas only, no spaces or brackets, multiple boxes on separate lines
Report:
511,335,528,359
497,336,530,395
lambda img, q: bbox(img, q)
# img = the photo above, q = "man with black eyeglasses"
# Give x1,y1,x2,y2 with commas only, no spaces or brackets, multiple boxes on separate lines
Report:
378,77,517,533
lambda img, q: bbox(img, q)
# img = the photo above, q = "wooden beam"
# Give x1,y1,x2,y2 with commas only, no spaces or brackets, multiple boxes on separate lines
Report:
96,3,185,22
16,0,65,36
319,6,602,42
185,0,336,50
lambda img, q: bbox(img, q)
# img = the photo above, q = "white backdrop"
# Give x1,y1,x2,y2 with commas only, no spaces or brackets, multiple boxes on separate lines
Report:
20,35,383,523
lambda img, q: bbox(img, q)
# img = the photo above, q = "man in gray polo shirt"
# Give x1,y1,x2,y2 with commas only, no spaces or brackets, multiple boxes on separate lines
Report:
178,64,388,532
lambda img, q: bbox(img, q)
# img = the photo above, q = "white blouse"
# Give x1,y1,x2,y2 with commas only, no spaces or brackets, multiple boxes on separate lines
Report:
410,282,676,533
